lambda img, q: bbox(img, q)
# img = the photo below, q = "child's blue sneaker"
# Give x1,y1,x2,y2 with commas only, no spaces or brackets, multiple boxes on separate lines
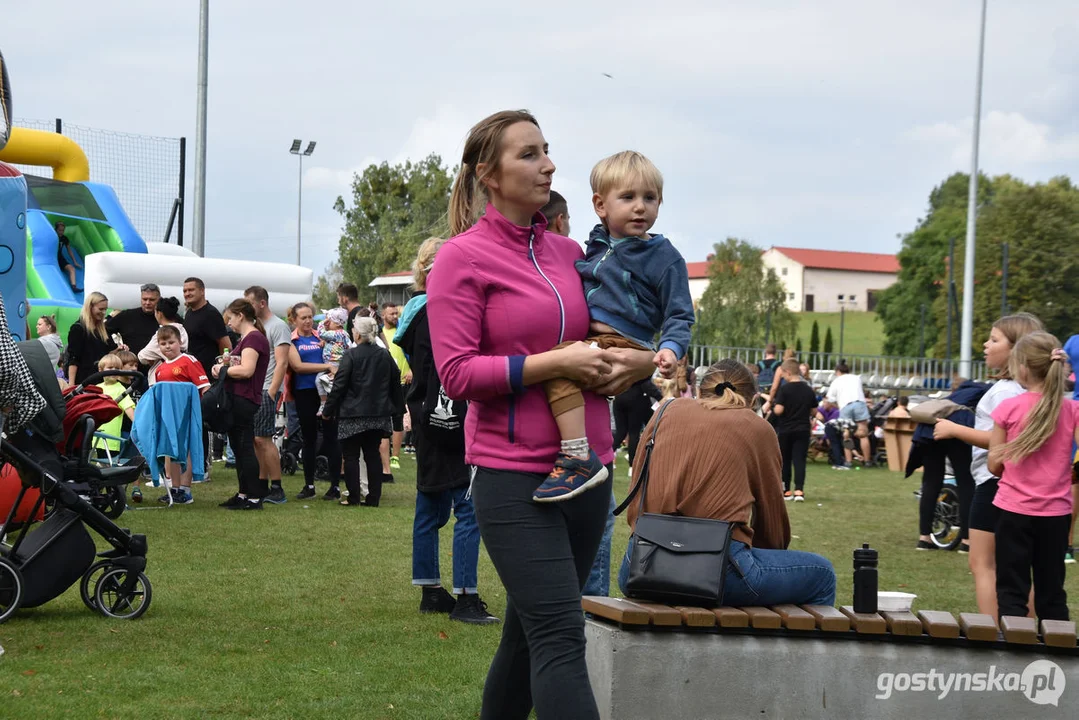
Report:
533,451,609,503
176,489,194,505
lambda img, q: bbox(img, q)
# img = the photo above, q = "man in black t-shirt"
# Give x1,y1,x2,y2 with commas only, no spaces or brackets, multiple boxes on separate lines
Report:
772,360,819,500
182,277,231,374
182,277,231,484
106,283,161,373
337,282,363,340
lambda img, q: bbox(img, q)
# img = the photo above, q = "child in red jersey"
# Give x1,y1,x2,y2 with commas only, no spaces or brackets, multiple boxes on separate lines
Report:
153,325,209,503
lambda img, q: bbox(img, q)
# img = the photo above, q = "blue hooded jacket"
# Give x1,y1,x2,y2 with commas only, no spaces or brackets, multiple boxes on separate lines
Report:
131,381,205,483
576,224,695,358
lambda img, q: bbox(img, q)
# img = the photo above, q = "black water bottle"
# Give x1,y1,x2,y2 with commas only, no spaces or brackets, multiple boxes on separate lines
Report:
853,544,878,613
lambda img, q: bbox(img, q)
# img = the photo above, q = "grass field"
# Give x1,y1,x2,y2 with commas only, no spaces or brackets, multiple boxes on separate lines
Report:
796,311,884,356
3,455,1077,718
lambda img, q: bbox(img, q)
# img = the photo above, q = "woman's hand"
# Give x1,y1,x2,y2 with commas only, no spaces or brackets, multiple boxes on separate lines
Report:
211,363,224,379
588,346,655,397
933,418,958,440
555,342,615,387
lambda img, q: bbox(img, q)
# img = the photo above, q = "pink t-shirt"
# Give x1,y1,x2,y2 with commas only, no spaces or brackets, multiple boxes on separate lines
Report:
991,393,1079,516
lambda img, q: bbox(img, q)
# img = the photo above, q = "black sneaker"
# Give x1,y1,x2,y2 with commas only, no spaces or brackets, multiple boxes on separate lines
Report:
227,498,263,510
420,586,457,614
383,473,395,484
916,540,938,551
265,486,287,505
449,593,500,625
323,486,341,501
296,486,316,500
219,494,244,508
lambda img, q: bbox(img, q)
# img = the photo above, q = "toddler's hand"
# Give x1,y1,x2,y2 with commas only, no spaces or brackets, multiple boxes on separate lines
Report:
654,349,677,379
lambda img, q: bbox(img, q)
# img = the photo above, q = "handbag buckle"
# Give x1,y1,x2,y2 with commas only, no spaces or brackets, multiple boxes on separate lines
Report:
670,541,684,548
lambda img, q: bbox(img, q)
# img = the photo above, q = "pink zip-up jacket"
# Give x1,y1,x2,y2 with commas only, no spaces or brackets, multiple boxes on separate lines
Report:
427,203,614,473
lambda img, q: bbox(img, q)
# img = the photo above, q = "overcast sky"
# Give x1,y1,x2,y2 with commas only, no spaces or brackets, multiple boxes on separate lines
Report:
5,1,1078,278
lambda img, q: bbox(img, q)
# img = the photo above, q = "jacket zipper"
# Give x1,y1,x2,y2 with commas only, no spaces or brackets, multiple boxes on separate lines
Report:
511,229,565,445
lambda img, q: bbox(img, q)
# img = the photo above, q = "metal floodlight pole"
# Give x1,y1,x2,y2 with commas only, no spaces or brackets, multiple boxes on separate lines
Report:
1000,241,1009,316
290,140,316,266
960,0,988,379
192,0,209,257
839,301,846,360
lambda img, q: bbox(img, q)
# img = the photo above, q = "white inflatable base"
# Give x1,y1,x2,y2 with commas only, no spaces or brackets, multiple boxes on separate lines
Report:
84,251,314,312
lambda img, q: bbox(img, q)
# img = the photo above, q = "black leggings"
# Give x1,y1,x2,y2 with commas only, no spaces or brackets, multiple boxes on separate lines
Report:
470,466,610,720
996,509,1071,621
778,431,810,492
611,389,653,465
918,439,974,540
342,430,385,506
227,396,260,498
293,388,340,488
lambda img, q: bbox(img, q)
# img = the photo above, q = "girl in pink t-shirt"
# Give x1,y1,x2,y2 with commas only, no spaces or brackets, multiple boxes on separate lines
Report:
989,332,1079,622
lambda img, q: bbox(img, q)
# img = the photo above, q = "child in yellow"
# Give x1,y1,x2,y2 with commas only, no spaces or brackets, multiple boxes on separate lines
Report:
92,353,136,459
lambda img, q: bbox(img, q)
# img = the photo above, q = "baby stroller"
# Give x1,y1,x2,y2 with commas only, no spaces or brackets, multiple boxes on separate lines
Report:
0,364,152,623
58,371,148,519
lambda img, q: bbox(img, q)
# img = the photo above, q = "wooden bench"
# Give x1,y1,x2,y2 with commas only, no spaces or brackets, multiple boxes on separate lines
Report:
583,597,1078,720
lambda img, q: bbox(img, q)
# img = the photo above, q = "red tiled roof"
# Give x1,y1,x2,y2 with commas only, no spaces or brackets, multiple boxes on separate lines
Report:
384,271,412,277
769,247,899,274
686,261,710,279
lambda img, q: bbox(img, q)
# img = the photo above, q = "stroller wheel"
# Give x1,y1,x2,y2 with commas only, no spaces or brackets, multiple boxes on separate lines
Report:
0,556,24,624
94,568,153,620
100,487,126,520
80,560,113,612
315,455,329,481
281,451,298,476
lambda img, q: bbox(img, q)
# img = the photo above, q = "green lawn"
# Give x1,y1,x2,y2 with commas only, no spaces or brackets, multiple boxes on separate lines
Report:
3,456,1077,718
796,311,884,356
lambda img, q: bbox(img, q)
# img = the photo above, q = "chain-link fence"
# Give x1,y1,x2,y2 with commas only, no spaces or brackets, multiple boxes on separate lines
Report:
9,118,184,245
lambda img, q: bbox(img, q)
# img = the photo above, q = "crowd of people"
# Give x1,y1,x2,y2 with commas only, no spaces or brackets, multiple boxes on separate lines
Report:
7,104,1078,720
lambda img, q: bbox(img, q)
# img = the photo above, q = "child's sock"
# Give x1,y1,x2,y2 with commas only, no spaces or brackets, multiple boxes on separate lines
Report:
561,438,590,460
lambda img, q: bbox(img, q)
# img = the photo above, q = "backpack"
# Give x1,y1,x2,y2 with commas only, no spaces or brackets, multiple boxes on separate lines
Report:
757,358,781,390
201,373,234,433
422,375,467,453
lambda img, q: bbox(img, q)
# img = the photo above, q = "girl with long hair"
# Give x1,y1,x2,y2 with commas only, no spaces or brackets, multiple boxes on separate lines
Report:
987,332,1079,621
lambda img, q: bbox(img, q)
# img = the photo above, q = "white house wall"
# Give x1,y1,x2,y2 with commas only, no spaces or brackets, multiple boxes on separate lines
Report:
801,268,897,312
761,249,805,311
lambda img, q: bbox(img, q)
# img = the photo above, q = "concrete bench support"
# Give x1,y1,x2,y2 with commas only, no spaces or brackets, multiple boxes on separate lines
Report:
585,619,1079,719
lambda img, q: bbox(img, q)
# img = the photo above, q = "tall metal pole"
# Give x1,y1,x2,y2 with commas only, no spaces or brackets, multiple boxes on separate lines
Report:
192,0,209,257
296,153,303,266
960,0,988,379
947,237,956,363
1000,241,1009,316
839,304,845,360
919,303,927,358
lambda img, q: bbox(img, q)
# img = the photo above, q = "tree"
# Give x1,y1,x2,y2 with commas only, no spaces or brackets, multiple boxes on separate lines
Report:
795,337,803,353
823,326,834,358
312,260,343,311
809,320,820,355
693,238,798,349
324,153,453,297
876,173,995,356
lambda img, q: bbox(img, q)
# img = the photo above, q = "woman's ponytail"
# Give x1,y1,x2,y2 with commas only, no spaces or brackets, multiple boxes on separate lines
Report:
449,163,478,237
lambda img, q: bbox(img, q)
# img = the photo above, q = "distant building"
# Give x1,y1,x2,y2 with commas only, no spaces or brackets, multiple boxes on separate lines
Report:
761,247,899,312
686,261,712,307
368,271,413,307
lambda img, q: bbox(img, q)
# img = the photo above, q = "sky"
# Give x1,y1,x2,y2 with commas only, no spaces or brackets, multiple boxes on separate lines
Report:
4,1,1078,281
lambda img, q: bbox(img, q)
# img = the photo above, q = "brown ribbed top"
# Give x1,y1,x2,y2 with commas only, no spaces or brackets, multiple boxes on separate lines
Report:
625,399,791,549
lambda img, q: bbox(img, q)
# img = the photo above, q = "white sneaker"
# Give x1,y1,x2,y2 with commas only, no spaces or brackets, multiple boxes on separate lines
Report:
627,465,633,477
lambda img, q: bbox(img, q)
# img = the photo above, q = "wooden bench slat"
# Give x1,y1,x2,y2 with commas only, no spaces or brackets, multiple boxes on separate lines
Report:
674,606,717,628
840,606,887,634
771,604,816,631
740,606,782,629
1041,620,1077,648
632,601,684,627
802,605,850,632
958,613,998,642
713,606,749,628
882,611,923,636
917,610,960,639
582,596,650,625
1000,615,1039,645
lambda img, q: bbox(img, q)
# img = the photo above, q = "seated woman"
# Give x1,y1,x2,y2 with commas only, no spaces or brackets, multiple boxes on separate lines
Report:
618,358,837,607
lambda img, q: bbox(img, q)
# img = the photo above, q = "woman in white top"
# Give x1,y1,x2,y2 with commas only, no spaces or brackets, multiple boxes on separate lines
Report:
138,296,190,382
933,312,1044,621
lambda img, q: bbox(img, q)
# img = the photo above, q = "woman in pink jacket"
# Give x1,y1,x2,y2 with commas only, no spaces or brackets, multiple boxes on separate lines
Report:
427,110,654,720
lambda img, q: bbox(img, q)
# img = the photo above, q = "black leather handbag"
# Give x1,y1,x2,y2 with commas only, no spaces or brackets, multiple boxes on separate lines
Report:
614,400,735,607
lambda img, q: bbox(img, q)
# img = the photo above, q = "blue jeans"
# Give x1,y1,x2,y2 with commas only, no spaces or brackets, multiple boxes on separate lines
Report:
225,439,235,464
618,538,836,606
583,488,616,596
412,486,479,594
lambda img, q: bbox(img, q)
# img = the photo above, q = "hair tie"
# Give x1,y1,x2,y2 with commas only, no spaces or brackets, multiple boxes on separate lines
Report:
1050,348,1067,362
713,381,735,396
